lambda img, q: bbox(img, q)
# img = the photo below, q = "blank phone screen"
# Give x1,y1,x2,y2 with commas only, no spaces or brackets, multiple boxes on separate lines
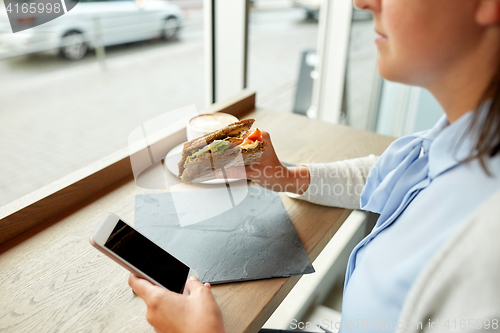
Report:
104,220,189,293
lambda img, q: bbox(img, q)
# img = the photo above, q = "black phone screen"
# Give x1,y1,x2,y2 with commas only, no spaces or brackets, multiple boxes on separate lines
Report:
104,220,190,293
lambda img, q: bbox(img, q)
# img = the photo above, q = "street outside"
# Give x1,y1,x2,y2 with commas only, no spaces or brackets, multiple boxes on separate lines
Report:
0,0,322,207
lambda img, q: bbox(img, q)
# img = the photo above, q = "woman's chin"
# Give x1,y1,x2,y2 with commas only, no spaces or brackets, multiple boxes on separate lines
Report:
377,58,397,82
377,57,410,84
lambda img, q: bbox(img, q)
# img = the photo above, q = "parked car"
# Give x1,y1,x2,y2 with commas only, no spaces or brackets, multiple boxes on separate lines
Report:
293,0,321,20
0,0,183,60
293,0,372,21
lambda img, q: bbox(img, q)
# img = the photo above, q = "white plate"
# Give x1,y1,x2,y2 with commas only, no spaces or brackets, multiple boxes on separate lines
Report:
165,143,242,185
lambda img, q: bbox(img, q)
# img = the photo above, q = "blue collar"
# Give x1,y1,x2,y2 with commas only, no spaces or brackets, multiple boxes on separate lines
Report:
426,111,474,179
424,99,491,179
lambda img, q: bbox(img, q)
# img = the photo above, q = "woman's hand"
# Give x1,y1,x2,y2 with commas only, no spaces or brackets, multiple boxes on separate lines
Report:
216,131,310,194
128,274,225,333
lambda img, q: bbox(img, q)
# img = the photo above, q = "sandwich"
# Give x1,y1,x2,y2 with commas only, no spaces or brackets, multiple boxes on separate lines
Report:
178,118,267,183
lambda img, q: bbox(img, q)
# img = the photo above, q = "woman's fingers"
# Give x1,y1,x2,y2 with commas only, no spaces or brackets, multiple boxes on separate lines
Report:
214,131,283,183
261,131,271,144
129,274,158,298
129,274,179,308
216,166,248,179
185,276,206,294
128,275,223,333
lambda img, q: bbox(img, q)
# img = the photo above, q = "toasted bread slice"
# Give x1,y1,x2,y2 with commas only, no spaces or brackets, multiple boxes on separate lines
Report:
178,118,255,177
180,141,268,184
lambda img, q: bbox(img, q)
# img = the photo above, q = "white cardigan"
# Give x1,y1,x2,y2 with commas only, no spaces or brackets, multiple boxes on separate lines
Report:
288,157,500,332
396,189,500,333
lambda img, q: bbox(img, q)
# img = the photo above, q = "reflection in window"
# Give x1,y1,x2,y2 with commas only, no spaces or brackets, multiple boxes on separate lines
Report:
0,0,204,207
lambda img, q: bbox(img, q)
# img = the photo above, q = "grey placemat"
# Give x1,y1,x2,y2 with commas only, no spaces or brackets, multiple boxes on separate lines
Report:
135,186,314,284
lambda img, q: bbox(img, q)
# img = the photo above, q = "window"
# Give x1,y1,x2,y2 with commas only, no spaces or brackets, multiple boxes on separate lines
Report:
0,0,205,207
248,1,319,113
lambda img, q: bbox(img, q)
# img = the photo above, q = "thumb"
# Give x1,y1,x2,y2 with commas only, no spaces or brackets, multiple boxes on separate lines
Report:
185,276,206,294
216,167,248,179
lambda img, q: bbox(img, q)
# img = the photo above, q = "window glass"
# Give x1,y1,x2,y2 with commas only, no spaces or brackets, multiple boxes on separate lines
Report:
341,9,378,130
248,1,319,113
0,0,205,207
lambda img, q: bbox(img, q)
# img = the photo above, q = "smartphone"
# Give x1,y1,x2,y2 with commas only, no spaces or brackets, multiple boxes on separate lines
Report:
90,213,198,295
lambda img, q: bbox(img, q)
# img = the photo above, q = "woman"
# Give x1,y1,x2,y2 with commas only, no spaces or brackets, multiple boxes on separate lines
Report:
129,0,500,332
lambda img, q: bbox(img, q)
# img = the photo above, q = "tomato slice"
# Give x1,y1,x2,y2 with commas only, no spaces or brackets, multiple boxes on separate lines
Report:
240,138,253,146
246,128,262,142
238,128,263,146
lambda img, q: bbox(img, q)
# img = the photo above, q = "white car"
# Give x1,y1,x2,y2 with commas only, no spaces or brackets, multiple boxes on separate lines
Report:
293,0,372,21
0,0,183,60
293,0,321,20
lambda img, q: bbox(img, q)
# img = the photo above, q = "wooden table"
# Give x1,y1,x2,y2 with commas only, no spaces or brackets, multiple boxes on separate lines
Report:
0,91,393,333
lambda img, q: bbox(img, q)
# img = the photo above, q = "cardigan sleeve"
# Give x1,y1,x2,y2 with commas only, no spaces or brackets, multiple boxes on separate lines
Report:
286,155,379,209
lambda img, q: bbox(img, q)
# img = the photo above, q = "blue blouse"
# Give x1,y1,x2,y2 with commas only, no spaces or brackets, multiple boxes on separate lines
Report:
339,107,500,332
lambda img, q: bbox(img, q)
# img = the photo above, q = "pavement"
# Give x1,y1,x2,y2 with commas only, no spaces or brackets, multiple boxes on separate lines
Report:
0,4,322,207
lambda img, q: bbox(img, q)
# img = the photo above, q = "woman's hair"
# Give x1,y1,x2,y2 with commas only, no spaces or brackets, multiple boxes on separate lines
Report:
465,72,500,174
